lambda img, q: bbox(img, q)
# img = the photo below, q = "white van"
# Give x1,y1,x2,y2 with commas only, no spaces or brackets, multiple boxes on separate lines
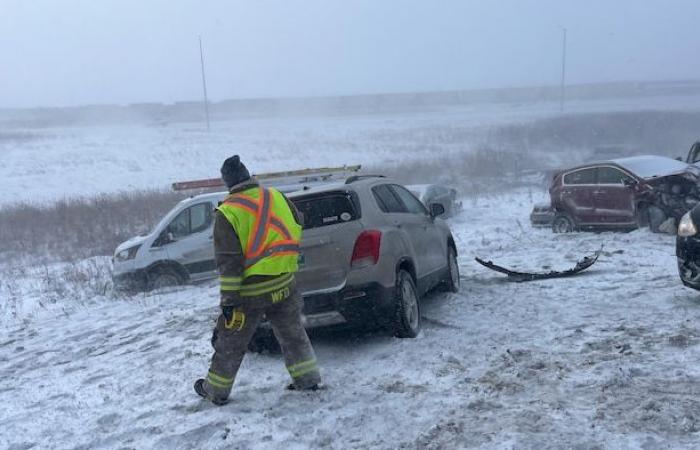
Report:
113,166,362,291
113,192,225,291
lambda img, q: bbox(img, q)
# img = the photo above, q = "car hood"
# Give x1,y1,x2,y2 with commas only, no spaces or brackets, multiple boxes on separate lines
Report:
614,155,699,180
115,234,151,254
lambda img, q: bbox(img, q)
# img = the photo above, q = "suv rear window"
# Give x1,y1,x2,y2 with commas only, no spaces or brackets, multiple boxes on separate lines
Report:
291,192,360,229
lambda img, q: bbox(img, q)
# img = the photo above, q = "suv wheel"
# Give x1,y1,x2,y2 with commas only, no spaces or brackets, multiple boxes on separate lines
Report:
441,247,460,293
552,213,575,233
393,270,421,338
147,266,183,291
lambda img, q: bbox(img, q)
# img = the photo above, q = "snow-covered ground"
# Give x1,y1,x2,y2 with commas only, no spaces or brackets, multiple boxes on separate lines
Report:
3,188,700,449
3,93,700,206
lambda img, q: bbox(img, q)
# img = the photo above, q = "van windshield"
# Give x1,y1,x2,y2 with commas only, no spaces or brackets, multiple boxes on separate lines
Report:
291,192,360,229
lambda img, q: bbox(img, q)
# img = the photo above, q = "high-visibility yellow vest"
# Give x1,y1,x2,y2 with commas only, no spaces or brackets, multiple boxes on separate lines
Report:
217,186,302,279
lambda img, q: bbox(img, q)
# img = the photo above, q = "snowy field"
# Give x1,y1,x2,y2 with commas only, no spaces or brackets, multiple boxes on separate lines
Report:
4,94,700,448
3,188,700,449
3,93,700,206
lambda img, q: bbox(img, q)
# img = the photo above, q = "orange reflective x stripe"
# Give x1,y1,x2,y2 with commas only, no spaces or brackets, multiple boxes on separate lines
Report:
223,195,294,241
246,188,271,257
222,188,297,257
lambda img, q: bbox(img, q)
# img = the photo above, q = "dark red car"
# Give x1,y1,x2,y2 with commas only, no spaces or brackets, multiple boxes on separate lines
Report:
549,155,700,233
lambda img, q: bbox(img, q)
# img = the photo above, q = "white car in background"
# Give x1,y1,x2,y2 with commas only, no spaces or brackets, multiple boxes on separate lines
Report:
407,184,462,218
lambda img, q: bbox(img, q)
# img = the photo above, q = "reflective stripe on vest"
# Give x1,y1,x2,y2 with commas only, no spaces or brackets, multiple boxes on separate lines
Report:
217,187,302,279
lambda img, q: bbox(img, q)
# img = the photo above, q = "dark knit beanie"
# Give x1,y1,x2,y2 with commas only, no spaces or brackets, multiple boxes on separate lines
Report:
220,155,251,188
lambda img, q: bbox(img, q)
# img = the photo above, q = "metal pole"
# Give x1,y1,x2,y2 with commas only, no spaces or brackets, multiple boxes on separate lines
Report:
560,28,567,112
199,35,210,131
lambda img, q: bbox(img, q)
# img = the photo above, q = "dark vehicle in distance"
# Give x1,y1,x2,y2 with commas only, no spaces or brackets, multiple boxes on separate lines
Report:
530,203,555,227
549,155,700,233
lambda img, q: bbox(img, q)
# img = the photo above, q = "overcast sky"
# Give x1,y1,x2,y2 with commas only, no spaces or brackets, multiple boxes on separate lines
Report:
1,0,699,108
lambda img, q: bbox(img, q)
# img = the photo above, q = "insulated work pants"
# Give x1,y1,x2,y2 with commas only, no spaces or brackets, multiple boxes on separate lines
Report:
202,280,321,401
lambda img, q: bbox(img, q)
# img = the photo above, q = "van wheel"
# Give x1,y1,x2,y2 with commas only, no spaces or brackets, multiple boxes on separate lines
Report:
147,267,183,291
552,213,575,233
440,247,460,293
392,270,421,338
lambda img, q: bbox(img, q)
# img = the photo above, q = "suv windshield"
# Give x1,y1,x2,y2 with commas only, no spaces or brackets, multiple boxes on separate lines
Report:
292,192,359,229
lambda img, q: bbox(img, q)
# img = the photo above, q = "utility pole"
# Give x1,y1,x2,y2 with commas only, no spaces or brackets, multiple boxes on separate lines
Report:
560,27,567,112
199,35,210,131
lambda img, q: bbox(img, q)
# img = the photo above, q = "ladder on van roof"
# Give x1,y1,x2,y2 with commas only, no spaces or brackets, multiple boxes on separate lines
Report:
171,165,362,192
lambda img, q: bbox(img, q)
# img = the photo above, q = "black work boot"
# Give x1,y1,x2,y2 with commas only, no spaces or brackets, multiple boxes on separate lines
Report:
194,379,228,406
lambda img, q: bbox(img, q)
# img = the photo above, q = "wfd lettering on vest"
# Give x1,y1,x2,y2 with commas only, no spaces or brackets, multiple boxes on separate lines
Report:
271,287,291,303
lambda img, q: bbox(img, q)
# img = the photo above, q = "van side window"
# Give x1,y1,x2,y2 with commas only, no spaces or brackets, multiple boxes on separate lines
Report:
169,209,191,239
597,167,634,185
563,168,596,185
372,185,407,213
168,203,213,238
390,185,428,215
190,203,212,233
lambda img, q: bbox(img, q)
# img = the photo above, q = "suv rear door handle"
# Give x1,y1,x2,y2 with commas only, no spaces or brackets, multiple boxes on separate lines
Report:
392,220,402,229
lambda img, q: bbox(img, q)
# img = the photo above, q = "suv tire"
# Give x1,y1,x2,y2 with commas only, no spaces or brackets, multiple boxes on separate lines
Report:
392,270,421,338
147,266,183,291
440,247,460,293
552,213,575,233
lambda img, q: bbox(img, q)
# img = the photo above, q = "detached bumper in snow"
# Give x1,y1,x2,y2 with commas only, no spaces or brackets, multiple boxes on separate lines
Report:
475,249,601,282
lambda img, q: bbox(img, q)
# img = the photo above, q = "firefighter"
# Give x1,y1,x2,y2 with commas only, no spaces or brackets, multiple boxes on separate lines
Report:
194,155,321,405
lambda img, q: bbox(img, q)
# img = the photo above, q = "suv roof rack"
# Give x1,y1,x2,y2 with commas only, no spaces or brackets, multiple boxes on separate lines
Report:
345,174,385,184
172,165,361,191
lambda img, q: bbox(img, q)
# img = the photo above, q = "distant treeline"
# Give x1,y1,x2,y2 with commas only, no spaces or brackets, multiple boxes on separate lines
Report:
3,79,700,128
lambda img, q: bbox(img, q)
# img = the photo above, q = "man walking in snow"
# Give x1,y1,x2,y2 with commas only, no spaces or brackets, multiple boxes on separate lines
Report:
194,155,321,405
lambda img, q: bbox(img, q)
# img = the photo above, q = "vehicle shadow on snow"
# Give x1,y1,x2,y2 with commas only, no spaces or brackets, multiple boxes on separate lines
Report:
254,290,462,355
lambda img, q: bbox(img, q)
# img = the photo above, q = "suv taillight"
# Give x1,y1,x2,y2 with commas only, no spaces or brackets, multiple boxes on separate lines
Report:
351,230,382,267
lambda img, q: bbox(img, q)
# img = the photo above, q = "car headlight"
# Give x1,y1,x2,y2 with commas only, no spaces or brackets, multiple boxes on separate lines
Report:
115,244,141,261
678,212,697,237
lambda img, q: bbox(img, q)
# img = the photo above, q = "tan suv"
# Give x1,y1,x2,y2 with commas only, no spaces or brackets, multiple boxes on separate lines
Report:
247,176,460,349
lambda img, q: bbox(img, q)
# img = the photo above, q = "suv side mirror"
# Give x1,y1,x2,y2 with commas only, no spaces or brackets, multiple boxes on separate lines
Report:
622,178,637,187
430,203,445,218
